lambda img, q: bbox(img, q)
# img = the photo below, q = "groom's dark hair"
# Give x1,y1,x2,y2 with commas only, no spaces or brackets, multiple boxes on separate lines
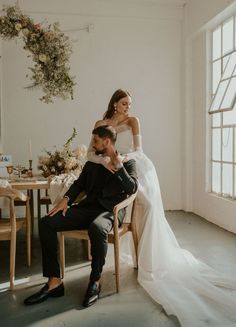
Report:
92,125,117,144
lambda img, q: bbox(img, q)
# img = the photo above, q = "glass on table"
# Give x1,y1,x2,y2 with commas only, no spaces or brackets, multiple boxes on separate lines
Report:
6,165,14,179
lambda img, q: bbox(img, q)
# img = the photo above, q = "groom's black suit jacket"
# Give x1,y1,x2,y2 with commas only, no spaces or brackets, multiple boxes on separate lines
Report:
65,159,138,213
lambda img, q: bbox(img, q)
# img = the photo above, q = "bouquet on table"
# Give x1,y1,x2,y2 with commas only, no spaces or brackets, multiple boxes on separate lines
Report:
38,128,87,177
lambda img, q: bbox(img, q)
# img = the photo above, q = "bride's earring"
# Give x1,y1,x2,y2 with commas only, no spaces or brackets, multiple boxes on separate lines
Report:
114,106,117,113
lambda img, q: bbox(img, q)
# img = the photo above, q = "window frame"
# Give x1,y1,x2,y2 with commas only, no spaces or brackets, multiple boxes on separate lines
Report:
209,15,236,200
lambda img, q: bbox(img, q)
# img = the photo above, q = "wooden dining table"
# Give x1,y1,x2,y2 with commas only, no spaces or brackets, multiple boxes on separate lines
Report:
10,179,50,233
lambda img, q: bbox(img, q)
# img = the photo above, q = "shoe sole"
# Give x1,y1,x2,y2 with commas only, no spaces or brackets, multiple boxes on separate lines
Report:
83,292,100,308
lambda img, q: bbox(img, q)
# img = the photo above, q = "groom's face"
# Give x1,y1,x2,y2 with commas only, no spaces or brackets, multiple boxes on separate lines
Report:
92,134,109,155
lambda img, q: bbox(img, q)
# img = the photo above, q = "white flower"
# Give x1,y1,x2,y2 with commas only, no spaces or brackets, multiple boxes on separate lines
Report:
15,23,22,31
73,145,87,159
38,53,48,63
65,157,77,170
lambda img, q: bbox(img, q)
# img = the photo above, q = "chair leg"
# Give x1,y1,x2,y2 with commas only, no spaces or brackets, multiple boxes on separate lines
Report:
87,240,92,261
45,189,50,214
28,190,34,235
37,190,41,220
59,233,65,279
113,237,120,293
132,228,139,268
10,232,16,289
131,200,139,268
26,199,31,267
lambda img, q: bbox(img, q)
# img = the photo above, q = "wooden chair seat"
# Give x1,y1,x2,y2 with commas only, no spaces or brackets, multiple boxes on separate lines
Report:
0,219,24,237
58,191,138,292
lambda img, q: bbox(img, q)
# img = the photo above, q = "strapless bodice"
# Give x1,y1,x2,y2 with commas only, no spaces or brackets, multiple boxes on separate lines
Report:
115,125,134,154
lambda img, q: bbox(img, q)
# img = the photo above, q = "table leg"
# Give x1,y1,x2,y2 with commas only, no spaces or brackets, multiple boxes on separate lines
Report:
28,190,34,234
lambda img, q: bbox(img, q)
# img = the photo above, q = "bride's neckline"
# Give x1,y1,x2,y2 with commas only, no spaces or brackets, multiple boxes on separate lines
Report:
105,117,128,126
104,118,131,131
114,124,132,133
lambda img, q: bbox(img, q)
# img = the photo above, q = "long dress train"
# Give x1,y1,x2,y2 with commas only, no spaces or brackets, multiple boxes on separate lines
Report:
114,125,236,327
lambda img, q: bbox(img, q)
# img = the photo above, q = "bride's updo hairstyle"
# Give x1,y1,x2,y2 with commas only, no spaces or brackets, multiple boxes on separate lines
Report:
103,89,131,119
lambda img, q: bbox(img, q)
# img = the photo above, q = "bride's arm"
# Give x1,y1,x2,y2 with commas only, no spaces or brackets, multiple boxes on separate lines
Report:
133,134,143,151
129,117,143,152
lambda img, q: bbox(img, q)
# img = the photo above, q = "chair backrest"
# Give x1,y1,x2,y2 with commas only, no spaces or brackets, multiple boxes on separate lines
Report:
112,191,138,230
0,188,18,240
0,187,27,202
0,188,28,233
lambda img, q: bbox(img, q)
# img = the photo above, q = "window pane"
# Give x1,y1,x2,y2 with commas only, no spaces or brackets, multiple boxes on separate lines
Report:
212,128,221,160
223,57,227,71
221,76,236,109
212,113,221,127
222,52,236,79
210,80,228,112
212,162,221,193
222,163,233,195
222,128,233,162
212,60,221,93
213,27,221,60
223,18,234,55
223,102,236,125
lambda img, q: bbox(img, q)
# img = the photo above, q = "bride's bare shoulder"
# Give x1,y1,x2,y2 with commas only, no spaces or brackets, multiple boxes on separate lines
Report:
128,116,140,124
127,116,141,134
94,119,107,128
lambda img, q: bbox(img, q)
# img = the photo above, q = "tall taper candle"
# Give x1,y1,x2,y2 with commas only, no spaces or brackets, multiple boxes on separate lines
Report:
29,140,32,160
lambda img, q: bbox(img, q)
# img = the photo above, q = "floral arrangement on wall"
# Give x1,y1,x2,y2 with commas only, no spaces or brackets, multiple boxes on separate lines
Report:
38,128,87,177
0,5,75,103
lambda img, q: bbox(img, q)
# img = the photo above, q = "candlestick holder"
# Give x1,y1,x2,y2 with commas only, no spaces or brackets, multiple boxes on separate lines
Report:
28,159,33,178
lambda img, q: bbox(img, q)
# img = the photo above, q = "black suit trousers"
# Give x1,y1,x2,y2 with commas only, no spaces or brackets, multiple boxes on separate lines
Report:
38,204,114,281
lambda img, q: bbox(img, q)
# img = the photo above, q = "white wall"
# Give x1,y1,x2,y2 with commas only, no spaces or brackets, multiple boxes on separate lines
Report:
184,0,236,232
1,0,184,209
184,0,235,38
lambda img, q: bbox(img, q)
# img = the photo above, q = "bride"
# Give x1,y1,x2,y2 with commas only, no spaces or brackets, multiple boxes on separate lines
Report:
87,89,236,327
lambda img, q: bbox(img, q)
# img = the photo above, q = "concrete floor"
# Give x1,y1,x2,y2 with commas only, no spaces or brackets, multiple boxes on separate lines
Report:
1,211,236,327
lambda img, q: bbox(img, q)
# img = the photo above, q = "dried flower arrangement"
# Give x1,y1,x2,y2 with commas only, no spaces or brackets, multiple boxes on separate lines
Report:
38,128,87,177
0,5,75,103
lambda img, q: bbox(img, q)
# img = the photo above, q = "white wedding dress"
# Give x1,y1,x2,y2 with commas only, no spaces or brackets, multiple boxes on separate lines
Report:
102,125,236,327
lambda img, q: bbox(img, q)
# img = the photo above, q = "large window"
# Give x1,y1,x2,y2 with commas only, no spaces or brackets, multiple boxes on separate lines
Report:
209,16,236,200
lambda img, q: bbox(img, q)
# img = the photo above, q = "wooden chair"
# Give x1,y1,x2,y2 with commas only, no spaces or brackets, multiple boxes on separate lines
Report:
58,191,138,292
14,190,34,234
0,187,31,289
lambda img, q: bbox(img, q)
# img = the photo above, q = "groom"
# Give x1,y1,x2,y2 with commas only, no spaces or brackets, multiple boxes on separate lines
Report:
24,125,138,307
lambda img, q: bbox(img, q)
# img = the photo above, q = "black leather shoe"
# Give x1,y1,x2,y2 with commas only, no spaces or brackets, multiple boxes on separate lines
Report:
24,283,64,305
83,281,101,307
